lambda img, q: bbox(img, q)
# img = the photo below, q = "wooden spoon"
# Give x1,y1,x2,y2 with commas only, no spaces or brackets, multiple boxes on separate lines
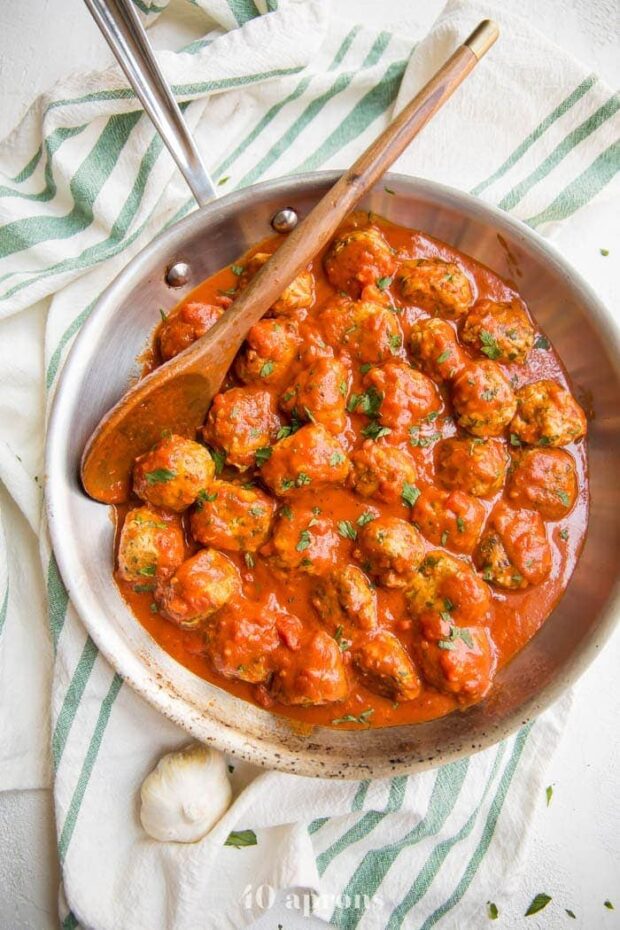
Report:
81,19,499,503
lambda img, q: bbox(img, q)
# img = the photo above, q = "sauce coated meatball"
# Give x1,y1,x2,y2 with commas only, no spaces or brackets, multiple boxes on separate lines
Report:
117,506,184,584
280,357,349,433
267,504,341,574
156,549,241,629
271,629,349,705
317,298,403,364
133,435,215,512
397,258,473,319
353,630,421,701
414,614,496,702
412,487,485,555
312,564,378,636
409,317,466,382
506,447,578,519
204,387,281,470
237,252,314,316
474,501,551,589
158,301,223,361
235,318,300,386
460,298,534,364
324,226,396,298
355,516,425,588
204,597,281,683
407,551,492,627
510,380,587,447
435,437,509,498
189,481,276,552
362,360,441,439
260,424,350,496
349,441,417,504
451,361,516,436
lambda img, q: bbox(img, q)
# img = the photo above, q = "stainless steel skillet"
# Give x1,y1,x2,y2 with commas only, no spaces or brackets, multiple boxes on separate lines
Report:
45,1,620,777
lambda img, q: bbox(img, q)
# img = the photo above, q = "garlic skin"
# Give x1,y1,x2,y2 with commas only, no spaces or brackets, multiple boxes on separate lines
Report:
140,743,233,843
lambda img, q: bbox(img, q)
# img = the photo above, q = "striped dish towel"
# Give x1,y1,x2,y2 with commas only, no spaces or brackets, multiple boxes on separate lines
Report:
0,0,618,927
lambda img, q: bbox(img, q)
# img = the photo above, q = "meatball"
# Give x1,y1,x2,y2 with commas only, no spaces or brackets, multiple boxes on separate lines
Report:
414,614,496,702
235,318,300,386
312,564,378,637
117,506,185,585
203,387,281,470
280,357,349,434
407,551,492,627
317,298,403,364
460,298,534,364
204,597,281,683
348,442,417,504
237,251,314,316
510,380,587,447
412,487,485,555
397,258,473,319
353,630,421,701
267,504,341,574
133,435,215,512
156,549,241,629
474,501,551,589
189,481,276,552
260,424,350,496
451,361,516,436
324,226,396,298
362,361,441,438
271,629,349,705
435,437,509,498
158,301,223,361
506,447,578,519
409,317,466,382
355,516,425,588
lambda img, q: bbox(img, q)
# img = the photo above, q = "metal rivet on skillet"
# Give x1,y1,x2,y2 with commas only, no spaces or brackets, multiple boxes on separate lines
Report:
165,261,190,287
271,207,299,233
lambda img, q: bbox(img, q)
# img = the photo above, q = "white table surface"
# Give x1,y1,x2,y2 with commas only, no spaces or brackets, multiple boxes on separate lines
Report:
0,1,619,929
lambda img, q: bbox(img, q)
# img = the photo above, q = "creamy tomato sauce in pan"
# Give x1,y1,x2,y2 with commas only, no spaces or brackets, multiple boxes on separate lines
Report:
113,213,589,729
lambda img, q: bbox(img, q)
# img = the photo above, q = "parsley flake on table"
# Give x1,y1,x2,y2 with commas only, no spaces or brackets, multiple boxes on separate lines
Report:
224,829,257,848
487,901,499,920
545,784,553,806
525,893,552,916
604,901,614,910
600,248,609,256
565,909,576,919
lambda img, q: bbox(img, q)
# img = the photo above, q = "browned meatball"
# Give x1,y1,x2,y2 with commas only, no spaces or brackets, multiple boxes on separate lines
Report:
156,549,241,629
267,504,342,574
235,318,300,386
353,630,421,701
133,435,215,512
324,226,396,298
271,629,349,705
451,361,516,436
409,317,467,382
361,361,441,439
414,613,496,703
460,298,534,364
204,597,281,683
280,357,349,433
506,447,578,519
355,516,425,589
407,551,492,627
117,506,185,585
203,387,281,470
412,487,485,555
397,258,473,318
237,251,314,315
189,481,276,552
260,424,350,496
435,437,509,498
474,501,552,589
317,298,403,364
312,564,378,638
349,441,417,504
510,380,587,447
158,301,223,361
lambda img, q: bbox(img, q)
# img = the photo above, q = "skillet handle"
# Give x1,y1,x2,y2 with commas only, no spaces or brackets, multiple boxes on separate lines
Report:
83,0,216,207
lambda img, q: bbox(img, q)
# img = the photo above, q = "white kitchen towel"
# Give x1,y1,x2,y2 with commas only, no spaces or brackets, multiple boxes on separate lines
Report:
0,0,618,928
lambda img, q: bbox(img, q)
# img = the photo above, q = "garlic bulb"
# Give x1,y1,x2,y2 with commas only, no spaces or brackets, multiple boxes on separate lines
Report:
140,743,233,843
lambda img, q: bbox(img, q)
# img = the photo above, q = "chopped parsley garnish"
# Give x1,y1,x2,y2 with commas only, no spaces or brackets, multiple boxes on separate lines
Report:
209,447,227,475
545,784,553,806
376,276,393,290
556,490,570,506
525,893,551,916
159,308,167,321
197,488,218,503
534,334,550,350
441,530,449,546
224,829,257,848
334,625,351,652
510,433,522,447
438,625,474,650
362,422,391,440
347,386,382,417
538,435,552,446
303,405,317,423
357,512,376,527
296,530,312,552
332,708,374,726
230,264,244,276
401,483,421,508
133,583,154,593
255,446,272,467
487,902,499,920
456,516,466,534
277,413,303,440
339,380,348,397
296,472,311,487
559,527,569,541
409,426,441,448
145,468,176,485
244,552,255,568
137,564,156,577
150,602,158,613
359,362,372,375
260,360,275,378
436,349,452,364
388,334,402,354
337,520,357,541
330,451,345,466
479,330,502,360
280,505,293,520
